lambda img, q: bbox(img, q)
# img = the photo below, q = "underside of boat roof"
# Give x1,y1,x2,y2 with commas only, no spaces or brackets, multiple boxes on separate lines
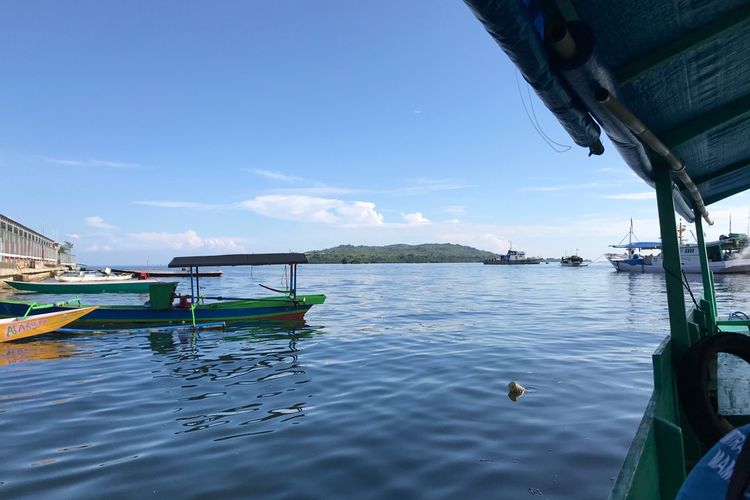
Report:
464,0,750,222
168,253,308,268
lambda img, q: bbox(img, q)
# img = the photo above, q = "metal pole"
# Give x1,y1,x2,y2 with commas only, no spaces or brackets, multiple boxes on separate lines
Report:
654,164,689,358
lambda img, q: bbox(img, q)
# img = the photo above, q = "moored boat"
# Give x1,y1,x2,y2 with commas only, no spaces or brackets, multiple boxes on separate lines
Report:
110,268,223,278
0,253,325,328
6,278,169,294
55,268,133,282
483,249,542,265
560,254,585,267
607,223,750,274
1,307,98,342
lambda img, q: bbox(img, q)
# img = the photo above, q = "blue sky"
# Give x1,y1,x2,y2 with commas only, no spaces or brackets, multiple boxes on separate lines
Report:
2,1,747,264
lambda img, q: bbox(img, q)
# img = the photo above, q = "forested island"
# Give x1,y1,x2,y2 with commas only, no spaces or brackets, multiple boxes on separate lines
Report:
306,243,497,264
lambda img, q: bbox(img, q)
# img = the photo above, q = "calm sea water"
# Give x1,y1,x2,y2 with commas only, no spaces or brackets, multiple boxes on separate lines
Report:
2,262,750,499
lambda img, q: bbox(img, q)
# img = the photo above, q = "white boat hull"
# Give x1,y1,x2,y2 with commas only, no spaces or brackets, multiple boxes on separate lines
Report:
607,257,750,274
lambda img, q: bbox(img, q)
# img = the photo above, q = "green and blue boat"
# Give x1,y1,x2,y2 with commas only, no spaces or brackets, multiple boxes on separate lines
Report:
0,253,325,328
464,1,750,497
5,278,169,294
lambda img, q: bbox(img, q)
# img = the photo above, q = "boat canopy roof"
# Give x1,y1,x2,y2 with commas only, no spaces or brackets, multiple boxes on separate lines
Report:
610,242,662,250
465,1,750,222
168,253,308,268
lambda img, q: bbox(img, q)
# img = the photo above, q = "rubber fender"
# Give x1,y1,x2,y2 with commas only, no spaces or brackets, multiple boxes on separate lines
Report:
678,332,750,449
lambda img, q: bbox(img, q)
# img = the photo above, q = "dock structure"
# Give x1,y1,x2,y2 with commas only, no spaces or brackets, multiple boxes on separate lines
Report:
0,214,75,284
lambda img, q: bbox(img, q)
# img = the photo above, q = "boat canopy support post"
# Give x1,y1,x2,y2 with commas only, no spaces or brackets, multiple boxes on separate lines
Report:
693,210,717,327
195,267,201,303
189,266,195,304
290,263,297,299
654,165,689,359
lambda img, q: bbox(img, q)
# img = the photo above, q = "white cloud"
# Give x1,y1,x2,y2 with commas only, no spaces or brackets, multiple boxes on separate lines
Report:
85,244,112,252
401,212,431,225
86,216,115,229
603,192,656,200
386,178,475,196
240,195,385,227
443,205,466,215
127,230,246,252
40,156,140,169
65,233,80,239
269,185,357,196
248,169,304,183
133,200,224,209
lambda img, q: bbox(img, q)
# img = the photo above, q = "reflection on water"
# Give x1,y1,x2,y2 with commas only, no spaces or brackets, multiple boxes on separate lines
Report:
145,322,321,441
0,339,77,366
4,263,750,499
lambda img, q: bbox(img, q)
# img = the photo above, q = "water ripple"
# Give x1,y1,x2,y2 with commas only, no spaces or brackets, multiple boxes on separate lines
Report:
0,263,745,499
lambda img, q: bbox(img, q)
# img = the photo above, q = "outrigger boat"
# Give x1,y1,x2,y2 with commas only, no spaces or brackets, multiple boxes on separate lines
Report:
465,1,750,498
607,221,750,274
6,278,169,294
0,253,325,328
1,306,98,342
55,268,133,282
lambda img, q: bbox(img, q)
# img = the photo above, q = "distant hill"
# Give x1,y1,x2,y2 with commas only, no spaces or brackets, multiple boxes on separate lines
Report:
306,243,497,264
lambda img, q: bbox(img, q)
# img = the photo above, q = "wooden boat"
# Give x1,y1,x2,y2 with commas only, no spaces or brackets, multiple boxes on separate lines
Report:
465,2,750,498
0,254,325,328
55,269,133,282
0,306,98,342
110,268,223,277
483,249,542,265
6,279,170,294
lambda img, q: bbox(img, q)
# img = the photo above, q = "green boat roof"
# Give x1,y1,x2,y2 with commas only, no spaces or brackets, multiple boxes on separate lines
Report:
465,1,750,222
168,253,308,268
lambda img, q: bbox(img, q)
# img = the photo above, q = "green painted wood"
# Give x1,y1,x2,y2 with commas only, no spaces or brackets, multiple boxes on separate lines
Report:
608,396,662,500
694,214,717,325
614,4,750,85
654,416,686,499
654,165,689,358
7,279,162,294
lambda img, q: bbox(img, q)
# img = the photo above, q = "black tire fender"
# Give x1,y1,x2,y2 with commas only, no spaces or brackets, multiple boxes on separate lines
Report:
678,332,750,448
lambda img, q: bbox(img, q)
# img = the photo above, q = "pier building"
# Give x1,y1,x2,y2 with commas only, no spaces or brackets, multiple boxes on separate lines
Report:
0,213,74,267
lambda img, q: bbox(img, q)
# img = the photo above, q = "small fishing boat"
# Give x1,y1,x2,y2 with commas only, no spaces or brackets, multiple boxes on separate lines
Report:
0,253,325,328
110,268,223,278
55,268,133,282
483,249,542,265
560,254,585,267
0,307,98,342
6,279,169,294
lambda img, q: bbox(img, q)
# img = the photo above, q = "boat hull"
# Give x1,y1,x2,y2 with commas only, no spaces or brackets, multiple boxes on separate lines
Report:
607,257,750,274
111,268,223,277
0,307,98,342
0,295,326,328
6,279,169,294
483,259,542,265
